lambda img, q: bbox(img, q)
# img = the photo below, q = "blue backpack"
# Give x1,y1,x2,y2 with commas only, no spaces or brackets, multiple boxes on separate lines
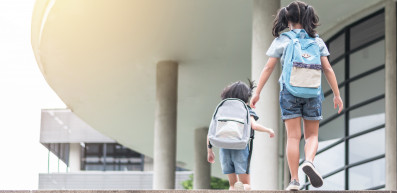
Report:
281,30,322,98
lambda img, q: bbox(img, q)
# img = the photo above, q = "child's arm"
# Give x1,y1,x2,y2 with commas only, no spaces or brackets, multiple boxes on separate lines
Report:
250,117,275,138
250,57,279,108
321,56,344,114
207,136,215,163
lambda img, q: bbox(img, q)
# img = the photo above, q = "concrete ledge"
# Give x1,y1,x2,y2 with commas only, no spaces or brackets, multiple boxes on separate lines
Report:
0,191,396,193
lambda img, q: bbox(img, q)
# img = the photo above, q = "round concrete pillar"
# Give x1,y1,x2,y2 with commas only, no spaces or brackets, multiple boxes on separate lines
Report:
153,60,178,189
250,0,281,190
194,127,211,189
385,0,397,190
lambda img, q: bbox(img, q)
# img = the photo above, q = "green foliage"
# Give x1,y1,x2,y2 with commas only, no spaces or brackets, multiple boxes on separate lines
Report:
181,175,193,189
210,176,229,189
181,174,229,190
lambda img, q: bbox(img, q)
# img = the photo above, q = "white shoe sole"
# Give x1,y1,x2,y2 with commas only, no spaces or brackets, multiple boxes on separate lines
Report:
302,162,323,188
285,184,299,191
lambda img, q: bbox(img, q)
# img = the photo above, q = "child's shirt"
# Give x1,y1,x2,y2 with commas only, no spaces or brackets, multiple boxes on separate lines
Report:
248,106,259,121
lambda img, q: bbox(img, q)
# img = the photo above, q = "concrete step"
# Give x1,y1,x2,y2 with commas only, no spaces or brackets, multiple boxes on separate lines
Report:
1,191,396,193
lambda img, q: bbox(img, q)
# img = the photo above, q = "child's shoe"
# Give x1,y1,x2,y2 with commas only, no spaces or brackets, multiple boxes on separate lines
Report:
302,161,323,188
234,181,244,190
285,179,300,191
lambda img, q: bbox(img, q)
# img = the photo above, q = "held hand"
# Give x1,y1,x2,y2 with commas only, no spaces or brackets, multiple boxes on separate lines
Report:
268,129,275,138
250,93,260,108
207,149,215,163
334,95,344,114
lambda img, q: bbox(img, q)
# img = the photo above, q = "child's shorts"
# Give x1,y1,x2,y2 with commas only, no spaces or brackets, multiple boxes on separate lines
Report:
219,146,249,174
279,85,323,121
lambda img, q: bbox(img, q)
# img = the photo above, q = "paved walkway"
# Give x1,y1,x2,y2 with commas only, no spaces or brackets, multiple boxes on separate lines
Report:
1,191,396,193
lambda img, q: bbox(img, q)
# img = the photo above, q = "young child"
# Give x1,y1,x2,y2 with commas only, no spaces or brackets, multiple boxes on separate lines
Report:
207,80,275,190
250,1,344,190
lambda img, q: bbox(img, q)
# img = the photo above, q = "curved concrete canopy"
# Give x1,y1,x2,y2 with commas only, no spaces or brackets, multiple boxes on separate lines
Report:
32,0,253,177
32,0,383,177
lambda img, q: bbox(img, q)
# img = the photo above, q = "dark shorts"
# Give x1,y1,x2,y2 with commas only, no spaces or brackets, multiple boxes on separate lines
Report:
279,85,323,120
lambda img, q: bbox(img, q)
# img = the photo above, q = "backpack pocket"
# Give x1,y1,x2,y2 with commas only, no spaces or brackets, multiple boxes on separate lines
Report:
290,62,321,88
215,118,245,140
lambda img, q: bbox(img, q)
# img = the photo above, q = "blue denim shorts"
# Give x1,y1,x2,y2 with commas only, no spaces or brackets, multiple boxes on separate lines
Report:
279,85,323,120
219,146,249,174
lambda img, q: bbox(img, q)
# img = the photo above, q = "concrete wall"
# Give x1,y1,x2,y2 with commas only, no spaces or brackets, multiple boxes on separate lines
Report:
39,171,192,190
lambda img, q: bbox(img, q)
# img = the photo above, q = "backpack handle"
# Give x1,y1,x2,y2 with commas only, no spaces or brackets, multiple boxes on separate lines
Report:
212,98,250,124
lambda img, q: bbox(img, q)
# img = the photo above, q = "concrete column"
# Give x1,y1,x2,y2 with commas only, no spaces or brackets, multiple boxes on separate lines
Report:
251,0,281,190
69,143,81,171
153,60,178,189
385,0,397,190
194,127,211,189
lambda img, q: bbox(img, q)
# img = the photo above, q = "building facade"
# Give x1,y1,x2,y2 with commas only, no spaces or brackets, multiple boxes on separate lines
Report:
39,109,191,189
31,0,397,190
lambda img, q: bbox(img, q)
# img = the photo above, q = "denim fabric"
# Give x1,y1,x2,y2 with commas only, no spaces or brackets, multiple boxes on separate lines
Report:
279,85,323,120
219,146,249,174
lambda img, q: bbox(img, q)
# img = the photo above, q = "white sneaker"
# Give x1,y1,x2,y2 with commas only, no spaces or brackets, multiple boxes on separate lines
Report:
285,179,300,191
234,181,244,190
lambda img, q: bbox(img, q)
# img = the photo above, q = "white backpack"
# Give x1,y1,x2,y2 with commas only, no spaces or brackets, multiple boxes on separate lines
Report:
208,98,252,149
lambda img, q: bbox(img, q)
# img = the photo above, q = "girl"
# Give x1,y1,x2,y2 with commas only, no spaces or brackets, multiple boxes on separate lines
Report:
250,1,343,190
207,80,275,190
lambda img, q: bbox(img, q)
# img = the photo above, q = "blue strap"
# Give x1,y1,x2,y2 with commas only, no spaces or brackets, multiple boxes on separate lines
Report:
281,31,297,40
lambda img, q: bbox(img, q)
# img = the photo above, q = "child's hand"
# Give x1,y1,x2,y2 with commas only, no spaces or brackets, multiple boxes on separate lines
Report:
207,149,215,163
334,95,344,114
268,129,275,138
250,93,260,108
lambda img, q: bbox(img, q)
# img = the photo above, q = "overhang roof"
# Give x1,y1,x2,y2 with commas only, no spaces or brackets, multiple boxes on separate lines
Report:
32,0,383,177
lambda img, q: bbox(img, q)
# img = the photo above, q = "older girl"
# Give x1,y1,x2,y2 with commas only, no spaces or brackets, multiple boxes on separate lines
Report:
250,1,343,190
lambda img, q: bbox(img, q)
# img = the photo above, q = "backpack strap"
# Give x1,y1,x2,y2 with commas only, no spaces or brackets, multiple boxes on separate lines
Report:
281,31,298,40
246,131,254,174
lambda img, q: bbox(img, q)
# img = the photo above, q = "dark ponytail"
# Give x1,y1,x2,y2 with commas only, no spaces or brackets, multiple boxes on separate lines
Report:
272,7,289,37
302,5,319,38
271,1,319,38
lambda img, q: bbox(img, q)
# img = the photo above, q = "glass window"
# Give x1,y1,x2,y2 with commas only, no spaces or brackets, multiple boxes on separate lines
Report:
299,134,305,159
350,12,385,51
322,88,345,120
298,164,306,189
328,33,345,62
349,158,385,190
349,128,385,164
320,116,345,141
322,59,345,93
349,69,385,106
320,10,386,191
308,170,345,190
86,144,101,154
314,142,345,175
349,40,385,77
349,99,385,134
82,143,144,171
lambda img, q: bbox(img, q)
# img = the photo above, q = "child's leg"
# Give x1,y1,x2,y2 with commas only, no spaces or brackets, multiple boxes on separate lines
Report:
227,173,238,190
285,117,302,182
238,174,251,190
303,119,319,162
